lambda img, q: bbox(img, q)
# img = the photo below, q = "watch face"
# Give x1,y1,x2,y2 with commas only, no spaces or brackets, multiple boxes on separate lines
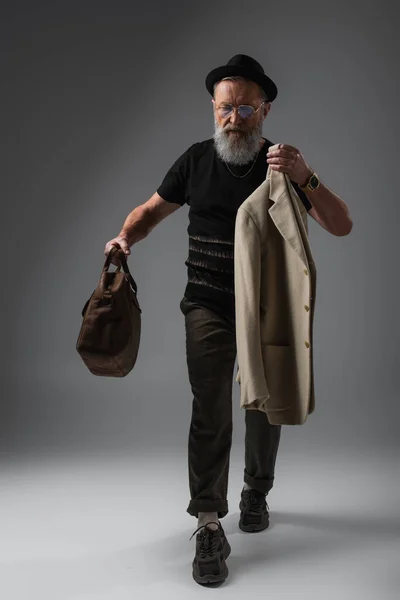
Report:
310,175,319,189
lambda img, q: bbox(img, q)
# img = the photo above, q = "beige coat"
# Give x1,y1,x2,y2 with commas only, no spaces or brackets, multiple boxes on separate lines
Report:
234,166,317,425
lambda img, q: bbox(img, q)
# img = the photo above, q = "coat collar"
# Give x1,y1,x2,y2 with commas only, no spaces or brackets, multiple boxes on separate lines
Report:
267,167,309,268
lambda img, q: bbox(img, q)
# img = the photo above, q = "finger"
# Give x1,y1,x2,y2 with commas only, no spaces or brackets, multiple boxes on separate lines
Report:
267,149,296,160
268,143,298,153
279,143,298,153
267,157,292,166
117,241,130,254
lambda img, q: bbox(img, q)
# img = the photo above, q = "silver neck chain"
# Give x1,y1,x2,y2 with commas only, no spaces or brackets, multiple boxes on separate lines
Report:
223,148,261,178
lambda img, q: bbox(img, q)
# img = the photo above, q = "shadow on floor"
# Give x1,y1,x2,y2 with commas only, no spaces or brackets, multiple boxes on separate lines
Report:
7,509,398,596
117,507,400,586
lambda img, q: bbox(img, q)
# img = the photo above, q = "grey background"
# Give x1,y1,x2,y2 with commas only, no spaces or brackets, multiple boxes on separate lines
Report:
1,0,399,460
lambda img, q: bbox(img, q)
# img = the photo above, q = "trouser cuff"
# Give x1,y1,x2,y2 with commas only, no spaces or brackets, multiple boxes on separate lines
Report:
243,472,275,495
187,499,228,519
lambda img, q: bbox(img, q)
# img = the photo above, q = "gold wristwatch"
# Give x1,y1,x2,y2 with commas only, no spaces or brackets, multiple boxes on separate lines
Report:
299,170,320,192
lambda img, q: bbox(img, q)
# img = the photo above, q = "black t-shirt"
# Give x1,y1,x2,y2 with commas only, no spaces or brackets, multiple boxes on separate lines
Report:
157,137,312,320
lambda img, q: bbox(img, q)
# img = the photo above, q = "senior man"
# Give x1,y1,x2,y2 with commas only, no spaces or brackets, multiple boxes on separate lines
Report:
104,54,353,586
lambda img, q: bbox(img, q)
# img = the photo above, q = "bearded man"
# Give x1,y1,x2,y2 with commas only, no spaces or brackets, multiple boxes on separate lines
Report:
104,54,353,586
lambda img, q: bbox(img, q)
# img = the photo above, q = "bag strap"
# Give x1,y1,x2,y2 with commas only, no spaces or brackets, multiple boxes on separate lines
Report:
102,244,138,294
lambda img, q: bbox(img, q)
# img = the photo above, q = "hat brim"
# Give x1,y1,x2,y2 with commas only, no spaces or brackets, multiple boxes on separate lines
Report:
205,65,278,102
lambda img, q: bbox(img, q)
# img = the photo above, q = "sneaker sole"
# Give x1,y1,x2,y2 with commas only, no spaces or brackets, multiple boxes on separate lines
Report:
192,538,231,585
238,518,269,533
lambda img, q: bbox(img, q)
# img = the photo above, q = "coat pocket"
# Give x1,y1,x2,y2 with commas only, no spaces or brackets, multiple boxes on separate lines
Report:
261,344,295,411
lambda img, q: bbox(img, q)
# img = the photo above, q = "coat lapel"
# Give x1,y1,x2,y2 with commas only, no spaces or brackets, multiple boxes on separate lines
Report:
267,167,309,269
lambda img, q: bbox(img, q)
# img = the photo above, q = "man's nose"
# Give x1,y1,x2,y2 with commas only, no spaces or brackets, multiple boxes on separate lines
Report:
229,108,242,125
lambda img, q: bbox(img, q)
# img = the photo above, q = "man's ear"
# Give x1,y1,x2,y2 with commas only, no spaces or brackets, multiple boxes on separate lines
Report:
263,102,271,117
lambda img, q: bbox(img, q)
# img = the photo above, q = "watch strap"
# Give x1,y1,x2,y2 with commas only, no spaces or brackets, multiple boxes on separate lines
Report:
300,171,319,191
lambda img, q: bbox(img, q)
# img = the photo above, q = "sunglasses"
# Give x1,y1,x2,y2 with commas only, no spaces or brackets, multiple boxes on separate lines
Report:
215,101,265,119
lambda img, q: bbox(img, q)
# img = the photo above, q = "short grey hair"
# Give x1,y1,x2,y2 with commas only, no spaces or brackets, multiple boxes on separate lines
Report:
213,76,268,102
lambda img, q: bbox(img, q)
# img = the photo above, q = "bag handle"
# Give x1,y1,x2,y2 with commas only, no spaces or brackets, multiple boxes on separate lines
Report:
102,244,138,294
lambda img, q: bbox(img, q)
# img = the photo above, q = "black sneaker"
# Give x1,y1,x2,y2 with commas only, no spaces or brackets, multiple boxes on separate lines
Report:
190,521,231,585
239,488,270,532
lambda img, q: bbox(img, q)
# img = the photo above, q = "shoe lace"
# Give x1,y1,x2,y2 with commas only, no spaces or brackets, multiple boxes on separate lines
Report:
189,521,220,557
242,489,269,514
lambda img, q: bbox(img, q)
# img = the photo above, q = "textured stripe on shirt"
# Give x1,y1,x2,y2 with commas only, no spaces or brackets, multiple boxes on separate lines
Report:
185,234,235,295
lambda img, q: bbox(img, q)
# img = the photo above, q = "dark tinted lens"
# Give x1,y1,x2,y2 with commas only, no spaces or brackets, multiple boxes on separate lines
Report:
220,105,233,117
238,105,254,118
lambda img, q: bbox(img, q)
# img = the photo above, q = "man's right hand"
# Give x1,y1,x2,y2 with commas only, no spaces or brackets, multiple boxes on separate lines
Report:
104,235,131,267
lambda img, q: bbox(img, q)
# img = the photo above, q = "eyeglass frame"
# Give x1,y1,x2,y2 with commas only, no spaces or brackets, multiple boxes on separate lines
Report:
213,100,266,119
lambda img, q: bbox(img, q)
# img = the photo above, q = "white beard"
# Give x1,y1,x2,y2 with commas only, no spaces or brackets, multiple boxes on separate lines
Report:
213,114,264,166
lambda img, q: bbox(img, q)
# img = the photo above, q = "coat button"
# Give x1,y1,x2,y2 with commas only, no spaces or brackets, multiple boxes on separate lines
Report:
304,268,308,275
305,341,310,348
304,305,310,311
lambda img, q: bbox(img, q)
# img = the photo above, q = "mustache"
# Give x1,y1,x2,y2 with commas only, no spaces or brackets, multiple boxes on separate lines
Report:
224,126,246,132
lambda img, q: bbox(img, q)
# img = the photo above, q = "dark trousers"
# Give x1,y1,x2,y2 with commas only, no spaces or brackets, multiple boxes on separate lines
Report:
179,296,282,519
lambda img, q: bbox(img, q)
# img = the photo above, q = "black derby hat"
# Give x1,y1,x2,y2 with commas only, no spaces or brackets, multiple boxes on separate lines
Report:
205,54,278,102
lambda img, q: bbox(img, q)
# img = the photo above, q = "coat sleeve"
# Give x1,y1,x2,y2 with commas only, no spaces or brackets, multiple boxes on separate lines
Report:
234,208,270,410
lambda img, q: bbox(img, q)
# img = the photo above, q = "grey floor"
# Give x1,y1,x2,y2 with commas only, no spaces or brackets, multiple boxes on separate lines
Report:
0,445,398,599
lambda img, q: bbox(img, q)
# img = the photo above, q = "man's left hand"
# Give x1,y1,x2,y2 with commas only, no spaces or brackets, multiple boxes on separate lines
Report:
267,143,312,186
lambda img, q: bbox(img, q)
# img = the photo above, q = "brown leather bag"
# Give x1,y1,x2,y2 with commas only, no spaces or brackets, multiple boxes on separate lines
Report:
76,245,142,377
